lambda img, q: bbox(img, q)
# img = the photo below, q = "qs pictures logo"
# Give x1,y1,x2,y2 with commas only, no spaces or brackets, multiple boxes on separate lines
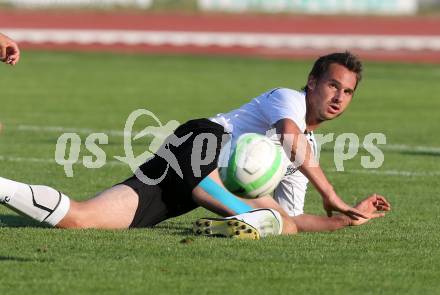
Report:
55,109,180,183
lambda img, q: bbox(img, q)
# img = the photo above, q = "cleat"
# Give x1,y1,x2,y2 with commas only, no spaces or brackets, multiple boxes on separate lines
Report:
192,217,260,240
192,209,282,240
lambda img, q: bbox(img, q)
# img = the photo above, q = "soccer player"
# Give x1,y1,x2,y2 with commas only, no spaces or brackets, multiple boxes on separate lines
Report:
195,52,391,237
0,33,20,65
0,49,390,239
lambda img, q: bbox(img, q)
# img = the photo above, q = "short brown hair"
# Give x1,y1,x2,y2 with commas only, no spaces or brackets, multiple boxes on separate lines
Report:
303,51,363,93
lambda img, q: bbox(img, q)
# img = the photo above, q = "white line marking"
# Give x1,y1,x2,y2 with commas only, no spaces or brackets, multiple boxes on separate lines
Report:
0,155,125,166
16,124,127,137
2,28,440,51
14,124,172,137
0,154,437,177
4,124,440,177
377,144,440,154
329,168,440,177
332,143,440,154
13,124,440,155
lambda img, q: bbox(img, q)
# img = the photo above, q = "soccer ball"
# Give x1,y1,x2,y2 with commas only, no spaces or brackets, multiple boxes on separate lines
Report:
219,133,287,198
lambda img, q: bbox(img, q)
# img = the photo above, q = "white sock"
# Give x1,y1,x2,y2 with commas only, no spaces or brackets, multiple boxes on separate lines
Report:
227,208,283,237
0,177,70,226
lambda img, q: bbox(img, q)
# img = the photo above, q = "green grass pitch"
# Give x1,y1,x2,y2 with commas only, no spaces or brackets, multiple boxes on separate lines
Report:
0,51,439,295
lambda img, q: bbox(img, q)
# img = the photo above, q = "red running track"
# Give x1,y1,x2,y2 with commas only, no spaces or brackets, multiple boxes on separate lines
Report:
1,10,439,63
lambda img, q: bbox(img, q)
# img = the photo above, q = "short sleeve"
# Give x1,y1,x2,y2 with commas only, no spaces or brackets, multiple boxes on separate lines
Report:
259,88,307,131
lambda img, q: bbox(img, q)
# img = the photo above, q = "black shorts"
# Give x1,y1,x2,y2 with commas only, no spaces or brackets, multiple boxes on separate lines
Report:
119,118,229,228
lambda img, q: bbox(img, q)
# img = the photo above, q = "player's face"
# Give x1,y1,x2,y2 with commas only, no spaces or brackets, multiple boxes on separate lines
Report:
307,63,357,123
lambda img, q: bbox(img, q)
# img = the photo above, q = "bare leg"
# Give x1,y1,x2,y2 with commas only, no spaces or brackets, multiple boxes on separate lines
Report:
57,185,138,229
0,174,140,229
191,170,236,217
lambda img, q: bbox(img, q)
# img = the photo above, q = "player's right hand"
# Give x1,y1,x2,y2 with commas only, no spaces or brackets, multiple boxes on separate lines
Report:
0,33,20,65
322,193,369,220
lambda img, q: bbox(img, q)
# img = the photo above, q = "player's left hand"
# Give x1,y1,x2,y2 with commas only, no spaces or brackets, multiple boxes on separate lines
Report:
349,194,391,226
0,33,20,65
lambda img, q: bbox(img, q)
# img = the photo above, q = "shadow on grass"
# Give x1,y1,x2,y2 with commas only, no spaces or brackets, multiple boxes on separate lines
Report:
154,223,193,236
0,215,50,228
0,215,196,238
0,256,52,263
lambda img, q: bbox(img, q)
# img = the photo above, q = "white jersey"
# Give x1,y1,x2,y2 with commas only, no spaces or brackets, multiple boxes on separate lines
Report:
211,88,318,216
210,88,308,143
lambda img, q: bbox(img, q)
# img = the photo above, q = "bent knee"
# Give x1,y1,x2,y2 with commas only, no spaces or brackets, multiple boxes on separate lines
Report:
56,201,96,229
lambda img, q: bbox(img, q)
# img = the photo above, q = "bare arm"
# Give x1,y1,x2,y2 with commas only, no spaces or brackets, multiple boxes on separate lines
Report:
244,193,389,234
292,214,350,232
274,118,367,219
192,169,390,235
292,194,391,233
